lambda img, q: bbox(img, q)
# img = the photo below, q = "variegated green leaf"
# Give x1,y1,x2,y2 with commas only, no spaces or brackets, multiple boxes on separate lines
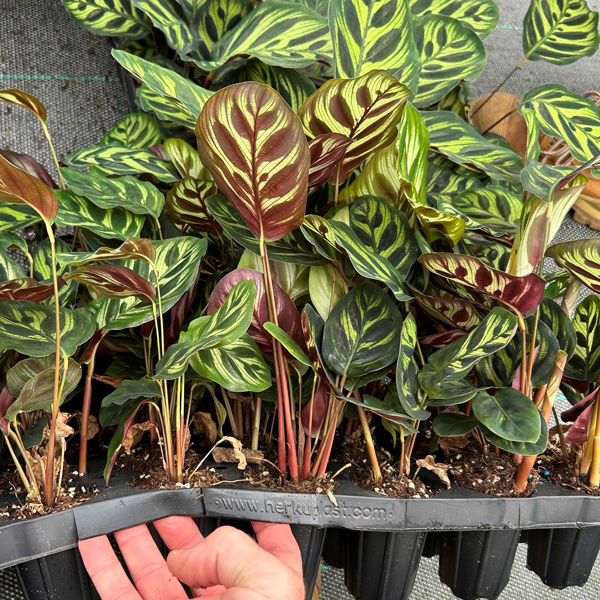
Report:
194,1,332,70
61,0,150,38
99,378,161,427
520,159,594,203
264,322,311,367
0,301,95,357
309,264,345,321
113,49,213,118
56,238,156,267
566,295,600,382
155,280,256,379
432,412,477,437
518,85,600,162
0,203,41,233
7,355,54,397
190,334,271,392
419,307,518,396
136,85,197,130
426,156,484,197
322,282,403,381
166,177,219,233
540,298,577,359
299,71,411,182
410,0,499,38
439,186,522,236
61,167,163,218
241,59,316,112
472,387,541,443
412,15,486,108
163,138,210,180
523,0,599,65
55,190,145,240
88,237,206,331
330,220,411,301
101,112,161,148
329,0,420,90
398,103,428,205
418,252,545,316
197,82,309,242
349,196,418,278
412,288,482,331
421,110,522,183
131,0,196,54
66,144,177,183
396,313,429,419
0,231,27,254
547,238,600,294
301,214,341,262
0,246,26,282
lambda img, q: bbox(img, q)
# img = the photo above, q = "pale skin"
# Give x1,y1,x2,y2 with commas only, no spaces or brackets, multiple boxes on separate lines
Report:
78,517,305,600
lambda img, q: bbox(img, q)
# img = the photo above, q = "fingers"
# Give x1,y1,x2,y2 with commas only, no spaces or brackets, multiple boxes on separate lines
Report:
252,522,303,576
167,526,304,600
79,536,141,600
114,524,188,600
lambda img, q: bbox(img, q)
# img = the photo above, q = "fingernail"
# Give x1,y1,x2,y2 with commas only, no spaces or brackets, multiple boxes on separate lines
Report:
170,549,183,555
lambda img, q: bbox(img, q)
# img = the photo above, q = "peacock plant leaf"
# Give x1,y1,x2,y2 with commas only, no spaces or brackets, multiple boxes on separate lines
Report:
396,313,429,420
65,144,178,183
418,253,546,317
197,82,310,242
472,387,541,443
136,85,197,130
421,110,522,183
55,190,145,240
112,49,213,117
0,155,58,224
426,379,479,406
398,103,429,205
299,71,411,182
546,238,600,294
539,297,577,359
0,231,28,255
565,295,600,383
0,278,62,303
155,279,256,380
517,86,600,162
432,412,478,437
523,0,599,65
206,194,326,265
131,0,196,54
162,138,211,180
0,247,26,282
308,134,351,187
100,112,162,149
322,282,403,381
412,15,486,109
193,1,332,71
330,220,411,301
301,214,341,262
0,89,46,123
61,0,150,38
418,307,518,396
4,359,81,421
328,0,420,90
409,0,499,38
264,322,312,368
166,178,220,233
61,168,164,218
189,334,271,393
241,59,316,113
480,414,548,455
87,236,207,331
0,301,95,357
99,379,162,426
64,265,156,302
308,264,345,322
412,289,482,331
56,238,156,267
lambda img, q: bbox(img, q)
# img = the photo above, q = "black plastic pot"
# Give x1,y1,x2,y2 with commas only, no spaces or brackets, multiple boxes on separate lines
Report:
526,525,600,588
321,527,347,569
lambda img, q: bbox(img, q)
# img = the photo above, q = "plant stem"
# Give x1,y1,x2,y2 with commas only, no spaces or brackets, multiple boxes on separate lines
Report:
41,122,65,189
518,316,529,396
552,406,570,461
220,387,239,438
481,109,517,136
4,433,34,498
333,164,341,206
251,396,262,450
357,405,382,485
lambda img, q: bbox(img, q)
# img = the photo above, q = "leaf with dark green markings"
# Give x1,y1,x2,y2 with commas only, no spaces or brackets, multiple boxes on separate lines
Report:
101,112,161,149
480,414,548,455
539,297,577,358
422,111,522,183
433,412,477,437
412,289,482,331
0,231,27,254
520,159,592,203
31,238,78,306
0,301,95,357
100,378,162,427
61,168,163,218
264,322,312,368
61,0,150,38
398,102,429,205
65,144,178,183
166,178,219,233
412,15,486,108
301,215,340,262
330,220,411,301
329,0,420,90
0,247,26,282
55,190,145,240
397,313,429,420
565,295,600,382
322,282,402,381
523,0,599,65
206,194,326,265
547,238,600,295
410,0,499,38
4,359,81,421
0,203,40,233
136,85,197,130
163,138,210,180
190,334,271,392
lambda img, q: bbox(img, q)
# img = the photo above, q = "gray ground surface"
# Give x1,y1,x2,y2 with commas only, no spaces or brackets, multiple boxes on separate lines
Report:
1,1,600,599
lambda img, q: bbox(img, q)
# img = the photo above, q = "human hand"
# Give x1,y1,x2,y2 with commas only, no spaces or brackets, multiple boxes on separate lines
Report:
78,516,305,600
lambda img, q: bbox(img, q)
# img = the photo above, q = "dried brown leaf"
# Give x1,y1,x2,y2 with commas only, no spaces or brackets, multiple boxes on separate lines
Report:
192,411,218,447
416,455,451,489
122,421,154,453
213,447,264,465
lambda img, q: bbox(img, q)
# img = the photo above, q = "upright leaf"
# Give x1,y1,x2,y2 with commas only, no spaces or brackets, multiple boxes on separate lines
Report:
299,71,411,182
308,134,351,187
0,89,46,123
398,103,428,205
329,0,420,90
137,85,197,129
166,178,219,233
197,82,310,241
308,264,345,321
566,295,600,382
163,138,210,180
101,113,161,149
547,238,600,294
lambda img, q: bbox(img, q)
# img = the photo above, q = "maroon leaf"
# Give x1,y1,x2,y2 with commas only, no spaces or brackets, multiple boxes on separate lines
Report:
412,289,482,332
0,150,56,188
307,133,351,187
0,386,16,435
419,329,466,349
0,277,64,302
301,380,331,437
564,391,597,444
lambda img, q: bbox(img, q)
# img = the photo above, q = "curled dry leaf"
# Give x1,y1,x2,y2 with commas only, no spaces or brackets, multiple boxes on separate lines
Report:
438,435,469,453
221,436,247,470
415,455,451,489
72,412,100,441
43,412,74,446
93,374,125,388
213,447,264,465
122,421,154,453
191,411,218,448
